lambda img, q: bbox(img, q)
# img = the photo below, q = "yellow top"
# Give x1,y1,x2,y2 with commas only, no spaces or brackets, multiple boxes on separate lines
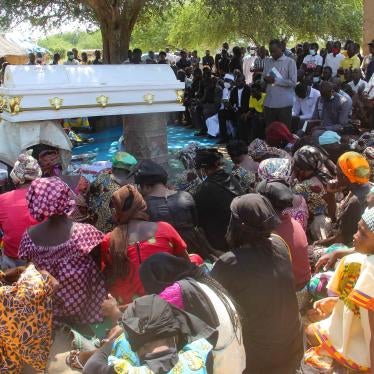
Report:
249,93,266,113
339,55,361,71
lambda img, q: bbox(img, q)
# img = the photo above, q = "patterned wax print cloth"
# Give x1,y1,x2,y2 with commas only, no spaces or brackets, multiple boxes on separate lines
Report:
304,253,374,372
109,336,213,374
19,222,106,325
0,264,54,373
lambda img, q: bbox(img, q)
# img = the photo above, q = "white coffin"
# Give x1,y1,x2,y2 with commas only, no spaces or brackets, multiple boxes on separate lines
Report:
0,64,185,122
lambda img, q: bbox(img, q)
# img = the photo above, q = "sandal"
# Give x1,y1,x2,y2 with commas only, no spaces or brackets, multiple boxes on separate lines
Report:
66,350,84,370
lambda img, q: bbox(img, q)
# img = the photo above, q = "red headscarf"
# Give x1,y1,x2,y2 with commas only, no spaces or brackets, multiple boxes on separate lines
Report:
266,122,295,148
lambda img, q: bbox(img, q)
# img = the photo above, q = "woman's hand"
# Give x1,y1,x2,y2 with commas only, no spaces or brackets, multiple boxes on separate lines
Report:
102,294,122,322
314,297,338,318
315,248,354,272
101,325,124,345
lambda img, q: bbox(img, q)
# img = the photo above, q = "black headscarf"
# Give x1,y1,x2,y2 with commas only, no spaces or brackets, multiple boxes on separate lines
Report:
256,181,294,211
230,193,281,237
133,159,168,185
139,253,219,329
293,145,336,184
120,295,217,370
139,253,202,294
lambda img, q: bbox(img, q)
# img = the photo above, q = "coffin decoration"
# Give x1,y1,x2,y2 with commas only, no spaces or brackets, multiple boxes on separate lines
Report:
0,65,185,122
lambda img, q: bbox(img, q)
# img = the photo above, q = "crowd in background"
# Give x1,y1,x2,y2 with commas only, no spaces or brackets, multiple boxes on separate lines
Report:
0,37,374,374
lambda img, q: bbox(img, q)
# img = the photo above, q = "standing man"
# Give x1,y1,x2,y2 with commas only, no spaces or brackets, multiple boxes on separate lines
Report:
338,43,361,80
27,53,36,65
72,48,81,63
64,51,79,65
324,41,345,77
202,50,214,69
51,53,60,65
243,46,257,84
362,40,374,76
262,39,297,129
176,50,191,70
92,50,102,65
215,42,229,73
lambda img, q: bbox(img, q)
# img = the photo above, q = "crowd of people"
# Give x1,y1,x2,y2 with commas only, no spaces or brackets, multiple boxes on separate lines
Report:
0,38,374,374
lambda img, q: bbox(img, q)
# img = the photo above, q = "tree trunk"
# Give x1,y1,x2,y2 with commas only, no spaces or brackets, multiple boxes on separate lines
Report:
83,0,146,64
100,21,131,64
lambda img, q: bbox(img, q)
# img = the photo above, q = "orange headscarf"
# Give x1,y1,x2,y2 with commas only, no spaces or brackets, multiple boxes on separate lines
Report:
110,185,149,278
338,152,370,185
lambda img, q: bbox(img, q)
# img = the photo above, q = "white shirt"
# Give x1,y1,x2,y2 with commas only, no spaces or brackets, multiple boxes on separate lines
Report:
292,87,321,120
303,54,323,70
324,53,345,77
243,55,256,84
237,88,244,108
348,79,368,93
364,74,374,99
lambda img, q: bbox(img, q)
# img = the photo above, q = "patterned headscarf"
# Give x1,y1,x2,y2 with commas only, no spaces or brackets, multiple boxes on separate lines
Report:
362,208,374,233
177,142,201,170
109,185,149,278
248,138,291,161
26,177,75,221
10,150,42,185
258,158,291,183
338,151,370,185
353,132,374,152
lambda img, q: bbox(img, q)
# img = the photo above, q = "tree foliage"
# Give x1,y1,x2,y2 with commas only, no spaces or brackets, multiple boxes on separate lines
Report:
2,0,364,61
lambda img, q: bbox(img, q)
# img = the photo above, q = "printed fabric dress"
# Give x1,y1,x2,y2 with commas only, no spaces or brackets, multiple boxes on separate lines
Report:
0,264,54,373
109,335,213,374
19,223,106,325
305,253,374,372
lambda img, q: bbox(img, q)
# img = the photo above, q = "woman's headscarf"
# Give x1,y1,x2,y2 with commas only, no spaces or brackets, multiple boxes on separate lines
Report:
362,207,374,233
139,253,219,329
293,145,336,184
258,158,291,183
133,159,168,186
318,131,341,146
265,122,295,148
109,185,149,278
120,295,217,354
140,253,201,295
256,181,294,212
338,151,370,185
10,150,42,185
229,194,280,239
111,152,137,171
26,177,75,222
248,139,291,161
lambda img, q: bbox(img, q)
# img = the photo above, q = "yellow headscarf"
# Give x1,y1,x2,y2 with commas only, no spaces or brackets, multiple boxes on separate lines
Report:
338,152,370,184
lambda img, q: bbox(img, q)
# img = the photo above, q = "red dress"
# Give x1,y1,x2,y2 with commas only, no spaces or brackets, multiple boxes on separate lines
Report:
101,221,187,304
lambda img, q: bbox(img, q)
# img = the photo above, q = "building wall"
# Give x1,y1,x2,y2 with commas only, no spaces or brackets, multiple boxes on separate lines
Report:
364,0,374,54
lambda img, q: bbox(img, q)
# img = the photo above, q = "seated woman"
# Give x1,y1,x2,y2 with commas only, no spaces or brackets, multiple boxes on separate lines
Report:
248,138,291,163
83,295,217,374
89,152,137,233
19,177,106,325
0,151,41,270
258,157,309,231
134,160,215,260
193,149,244,253
304,208,374,372
100,184,190,305
292,145,336,242
226,140,257,193
0,264,58,373
256,181,311,293
139,253,246,373
265,121,297,151
211,194,303,373
315,151,371,249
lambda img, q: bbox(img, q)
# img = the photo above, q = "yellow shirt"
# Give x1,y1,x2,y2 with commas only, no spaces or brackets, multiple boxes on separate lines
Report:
249,93,266,113
339,55,361,71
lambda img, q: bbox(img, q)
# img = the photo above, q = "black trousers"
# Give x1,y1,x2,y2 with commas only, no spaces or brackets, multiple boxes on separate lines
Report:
264,106,293,129
218,109,237,140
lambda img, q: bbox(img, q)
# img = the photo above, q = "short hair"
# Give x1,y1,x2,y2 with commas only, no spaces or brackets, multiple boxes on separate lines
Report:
295,83,308,98
323,66,333,73
133,48,142,55
232,46,241,56
195,148,223,169
159,51,166,57
53,53,60,59
269,39,282,49
227,140,248,158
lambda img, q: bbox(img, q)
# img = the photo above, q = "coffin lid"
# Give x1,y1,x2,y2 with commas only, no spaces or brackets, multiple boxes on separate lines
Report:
0,64,185,122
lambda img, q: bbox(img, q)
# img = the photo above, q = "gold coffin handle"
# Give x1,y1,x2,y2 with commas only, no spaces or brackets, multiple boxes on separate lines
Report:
143,93,155,104
49,97,63,110
96,95,109,108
